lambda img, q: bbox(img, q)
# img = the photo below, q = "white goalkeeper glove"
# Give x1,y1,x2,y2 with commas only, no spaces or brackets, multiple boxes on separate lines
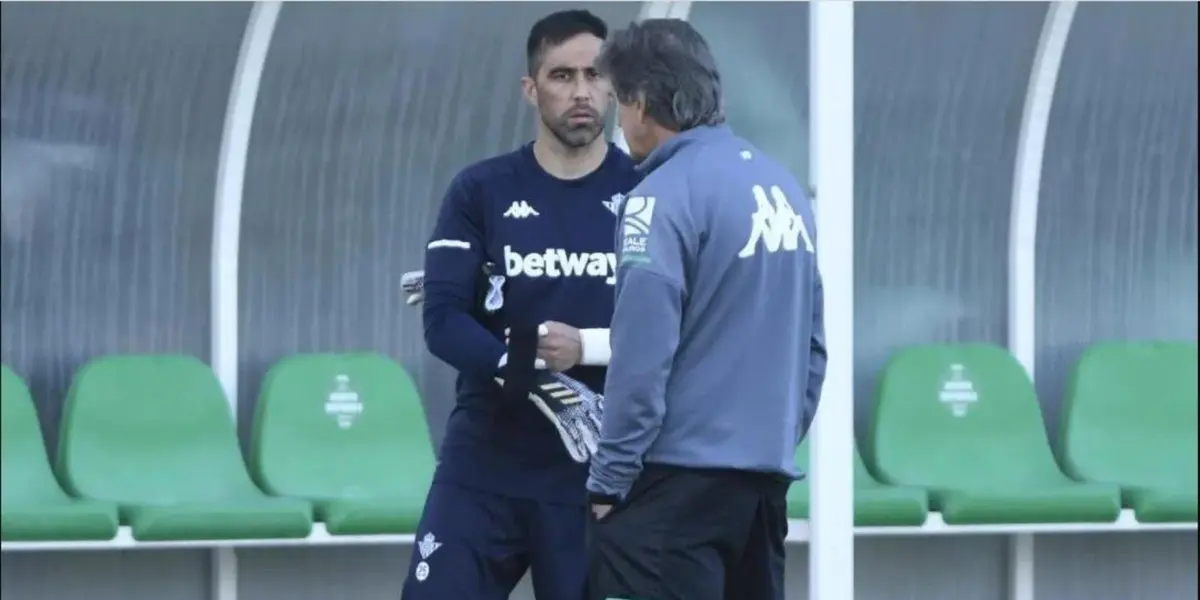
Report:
401,270,424,305
494,370,604,463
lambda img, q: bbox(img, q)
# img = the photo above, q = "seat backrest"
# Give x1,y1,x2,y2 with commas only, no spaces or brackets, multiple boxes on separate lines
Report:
868,344,1062,488
1061,341,1198,488
250,353,435,502
790,437,880,490
795,439,810,473
57,355,257,503
1,365,68,503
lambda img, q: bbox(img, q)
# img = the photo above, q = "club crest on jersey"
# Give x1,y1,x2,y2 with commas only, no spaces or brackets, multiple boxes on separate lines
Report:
603,193,625,216
413,532,442,582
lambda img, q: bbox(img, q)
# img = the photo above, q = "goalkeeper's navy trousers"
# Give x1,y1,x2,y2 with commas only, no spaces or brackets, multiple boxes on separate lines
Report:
399,482,587,600
586,464,790,600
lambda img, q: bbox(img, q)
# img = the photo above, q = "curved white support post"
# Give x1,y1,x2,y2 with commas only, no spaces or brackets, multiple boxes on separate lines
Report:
1008,2,1078,380
610,1,694,154
209,6,283,599
211,1,283,417
1006,5,1077,600
209,7,282,597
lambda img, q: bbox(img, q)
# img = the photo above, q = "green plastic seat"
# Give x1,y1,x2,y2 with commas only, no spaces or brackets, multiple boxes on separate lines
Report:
1061,342,1198,523
866,344,1121,525
57,355,313,541
1,365,118,542
250,353,435,535
785,439,928,526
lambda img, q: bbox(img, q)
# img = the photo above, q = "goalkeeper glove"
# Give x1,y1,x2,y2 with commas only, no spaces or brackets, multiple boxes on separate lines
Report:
405,265,607,462
401,270,424,305
403,266,504,313
494,370,603,463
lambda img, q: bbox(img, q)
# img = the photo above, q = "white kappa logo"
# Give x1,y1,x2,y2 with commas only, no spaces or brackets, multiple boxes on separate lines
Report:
503,200,540,219
737,185,815,258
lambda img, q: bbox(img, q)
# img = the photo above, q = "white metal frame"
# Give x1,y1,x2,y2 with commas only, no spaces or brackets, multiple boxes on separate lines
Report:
3,511,1192,553
1008,1,1078,384
5,514,1189,599
211,0,282,413
1006,4,1078,600
208,2,283,600
809,3,857,600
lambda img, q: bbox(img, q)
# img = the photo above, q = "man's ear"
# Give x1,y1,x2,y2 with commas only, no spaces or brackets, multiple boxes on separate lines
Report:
521,75,538,108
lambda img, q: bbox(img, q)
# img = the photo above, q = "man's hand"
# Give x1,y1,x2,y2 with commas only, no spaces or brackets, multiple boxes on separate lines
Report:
537,321,583,372
510,321,583,372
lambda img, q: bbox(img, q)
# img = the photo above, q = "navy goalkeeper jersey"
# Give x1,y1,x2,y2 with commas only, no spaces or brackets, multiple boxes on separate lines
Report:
422,143,640,504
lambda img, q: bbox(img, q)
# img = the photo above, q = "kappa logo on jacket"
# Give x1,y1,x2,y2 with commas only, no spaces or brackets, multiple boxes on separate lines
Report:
737,185,814,258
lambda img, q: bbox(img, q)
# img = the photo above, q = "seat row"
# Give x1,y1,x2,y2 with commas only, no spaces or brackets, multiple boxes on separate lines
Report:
788,342,1196,526
1,342,1195,543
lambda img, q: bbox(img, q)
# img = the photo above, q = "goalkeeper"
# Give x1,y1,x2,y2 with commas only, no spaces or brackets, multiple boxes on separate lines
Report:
399,11,640,600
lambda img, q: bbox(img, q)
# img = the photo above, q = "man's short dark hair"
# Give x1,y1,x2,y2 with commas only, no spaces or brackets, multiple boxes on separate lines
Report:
598,19,725,132
526,10,609,76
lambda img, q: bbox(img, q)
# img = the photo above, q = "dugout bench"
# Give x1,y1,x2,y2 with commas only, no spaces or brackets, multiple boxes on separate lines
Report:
2,343,1196,599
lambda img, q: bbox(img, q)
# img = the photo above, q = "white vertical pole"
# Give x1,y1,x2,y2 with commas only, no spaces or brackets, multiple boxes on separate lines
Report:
809,2,856,599
209,4,283,600
1007,533,1037,600
211,545,239,600
211,0,283,414
1008,1,1077,382
1006,5,1076,600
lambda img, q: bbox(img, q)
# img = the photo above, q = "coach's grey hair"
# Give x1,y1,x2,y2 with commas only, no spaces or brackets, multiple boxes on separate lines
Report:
597,19,725,131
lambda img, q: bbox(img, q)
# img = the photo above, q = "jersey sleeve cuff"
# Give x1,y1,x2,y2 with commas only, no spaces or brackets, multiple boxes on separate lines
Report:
579,328,612,366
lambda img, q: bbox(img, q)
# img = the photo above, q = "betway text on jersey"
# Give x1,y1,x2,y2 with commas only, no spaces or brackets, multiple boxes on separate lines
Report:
503,245,618,285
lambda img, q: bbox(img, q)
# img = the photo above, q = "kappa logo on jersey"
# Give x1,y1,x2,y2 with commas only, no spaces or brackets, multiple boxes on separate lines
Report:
619,195,656,265
503,245,617,285
737,185,815,258
503,200,540,219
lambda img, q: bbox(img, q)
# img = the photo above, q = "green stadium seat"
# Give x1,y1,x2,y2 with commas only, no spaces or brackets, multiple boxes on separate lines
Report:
1061,342,1198,523
785,439,928,526
866,344,1121,525
1,365,119,542
56,355,313,541
250,353,435,535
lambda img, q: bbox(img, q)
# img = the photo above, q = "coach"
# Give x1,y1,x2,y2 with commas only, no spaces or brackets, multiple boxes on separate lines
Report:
584,18,828,600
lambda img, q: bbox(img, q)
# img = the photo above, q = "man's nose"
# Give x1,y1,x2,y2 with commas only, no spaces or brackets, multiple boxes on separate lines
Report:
571,78,594,101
